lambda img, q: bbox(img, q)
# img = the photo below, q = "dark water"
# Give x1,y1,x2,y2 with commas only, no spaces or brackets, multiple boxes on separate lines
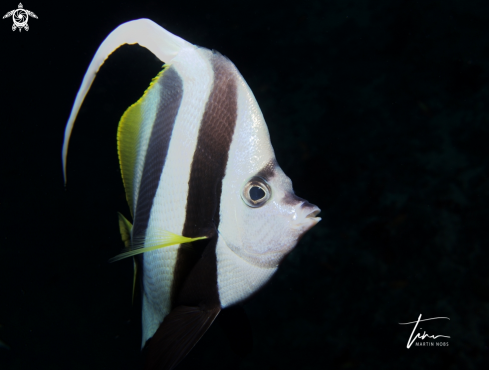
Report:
1,0,488,369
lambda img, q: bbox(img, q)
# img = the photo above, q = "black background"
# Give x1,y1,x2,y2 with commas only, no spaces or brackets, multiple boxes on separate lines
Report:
1,0,488,369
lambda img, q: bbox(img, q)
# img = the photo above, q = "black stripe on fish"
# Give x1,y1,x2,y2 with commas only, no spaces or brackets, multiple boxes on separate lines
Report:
131,67,183,241
283,193,308,206
171,53,238,307
143,52,238,370
256,158,278,182
142,302,220,370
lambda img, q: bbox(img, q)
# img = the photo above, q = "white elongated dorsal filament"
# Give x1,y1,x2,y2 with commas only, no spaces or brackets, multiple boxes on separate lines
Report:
62,18,193,183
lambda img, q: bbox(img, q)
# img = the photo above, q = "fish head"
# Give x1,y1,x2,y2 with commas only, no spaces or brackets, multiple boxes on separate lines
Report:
219,74,320,269
221,162,320,268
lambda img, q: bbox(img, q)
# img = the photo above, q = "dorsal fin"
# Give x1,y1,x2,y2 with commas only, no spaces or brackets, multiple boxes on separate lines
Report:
62,19,192,184
117,67,167,216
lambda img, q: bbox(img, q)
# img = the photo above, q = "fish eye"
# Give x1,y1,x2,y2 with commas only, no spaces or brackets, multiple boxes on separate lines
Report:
241,177,271,208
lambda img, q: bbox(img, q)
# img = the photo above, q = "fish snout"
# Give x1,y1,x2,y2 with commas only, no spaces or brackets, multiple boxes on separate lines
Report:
294,201,321,231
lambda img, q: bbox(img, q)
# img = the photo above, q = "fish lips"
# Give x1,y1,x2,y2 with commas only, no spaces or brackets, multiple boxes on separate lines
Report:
295,201,321,233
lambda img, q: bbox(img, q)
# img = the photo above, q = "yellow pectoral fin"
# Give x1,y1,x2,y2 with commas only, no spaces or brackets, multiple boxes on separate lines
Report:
117,212,133,248
116,212,138,304
109,230,207,263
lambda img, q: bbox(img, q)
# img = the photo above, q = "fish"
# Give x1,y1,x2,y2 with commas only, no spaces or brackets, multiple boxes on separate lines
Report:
62,18,321,370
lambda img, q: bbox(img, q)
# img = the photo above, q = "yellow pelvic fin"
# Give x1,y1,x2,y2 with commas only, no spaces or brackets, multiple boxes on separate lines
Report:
117,67,168,217
117,212,138,304
117,212,133,248
109,229,207,263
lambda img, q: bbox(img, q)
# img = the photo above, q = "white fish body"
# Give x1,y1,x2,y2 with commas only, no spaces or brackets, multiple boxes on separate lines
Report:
62,19,320,370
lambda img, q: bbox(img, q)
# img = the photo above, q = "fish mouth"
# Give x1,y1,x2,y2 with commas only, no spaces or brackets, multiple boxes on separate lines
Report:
301,201,321,218
304,203,321,223
306,209,321,219
297,204,321,231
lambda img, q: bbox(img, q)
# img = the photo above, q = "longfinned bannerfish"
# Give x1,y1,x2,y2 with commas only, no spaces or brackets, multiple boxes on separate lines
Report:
62,18,321,370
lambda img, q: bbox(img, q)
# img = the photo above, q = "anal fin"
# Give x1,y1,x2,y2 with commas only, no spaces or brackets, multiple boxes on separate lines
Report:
143,305,221,370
